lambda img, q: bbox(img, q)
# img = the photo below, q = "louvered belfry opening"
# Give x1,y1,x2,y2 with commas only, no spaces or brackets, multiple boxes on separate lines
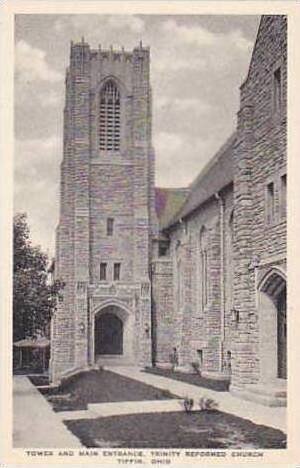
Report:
99,80,121,151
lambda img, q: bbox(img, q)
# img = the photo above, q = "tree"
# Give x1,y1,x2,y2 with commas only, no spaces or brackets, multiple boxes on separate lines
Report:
13,213,63,342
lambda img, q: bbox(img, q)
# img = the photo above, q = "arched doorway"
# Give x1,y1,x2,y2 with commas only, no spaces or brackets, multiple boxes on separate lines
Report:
95,312,123,355
258,269,287,380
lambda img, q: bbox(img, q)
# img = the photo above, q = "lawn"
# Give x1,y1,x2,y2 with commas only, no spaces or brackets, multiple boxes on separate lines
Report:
28,375,49,386
65,410,286,449
144,367,230,392
36,369,178,412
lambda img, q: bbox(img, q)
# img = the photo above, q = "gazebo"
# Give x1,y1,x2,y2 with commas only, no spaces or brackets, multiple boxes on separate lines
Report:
13,336,50,372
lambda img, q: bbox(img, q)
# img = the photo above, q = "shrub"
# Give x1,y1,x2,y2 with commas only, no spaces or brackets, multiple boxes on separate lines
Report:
199,396,219,411
191,361,201,375
182,396,194,413
160,389,174,399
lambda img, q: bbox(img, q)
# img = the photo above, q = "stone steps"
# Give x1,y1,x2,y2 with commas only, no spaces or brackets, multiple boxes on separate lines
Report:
96,355,134,367
230,381,287,407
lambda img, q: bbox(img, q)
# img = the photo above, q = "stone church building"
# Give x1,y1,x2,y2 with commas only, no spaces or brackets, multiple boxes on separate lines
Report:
50,15,287,406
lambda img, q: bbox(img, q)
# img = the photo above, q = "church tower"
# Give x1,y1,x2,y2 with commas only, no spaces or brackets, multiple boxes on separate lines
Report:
50,39,157,383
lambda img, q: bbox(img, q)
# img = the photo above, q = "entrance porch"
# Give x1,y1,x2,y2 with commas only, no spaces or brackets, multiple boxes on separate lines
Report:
92,303,135,367
231,268,287,407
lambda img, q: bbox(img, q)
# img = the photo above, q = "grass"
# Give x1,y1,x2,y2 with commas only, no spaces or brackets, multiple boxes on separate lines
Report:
39,369,178,412
144,367,230,392
28,375,50,386
65,410,286,449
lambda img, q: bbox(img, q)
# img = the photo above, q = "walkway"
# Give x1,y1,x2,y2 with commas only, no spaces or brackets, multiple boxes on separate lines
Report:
13,370,286,448
107,367,287,433
13,375,82,448
58,399,184,421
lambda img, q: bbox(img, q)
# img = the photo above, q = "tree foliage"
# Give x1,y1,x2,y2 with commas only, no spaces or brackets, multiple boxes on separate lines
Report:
13,213,63,342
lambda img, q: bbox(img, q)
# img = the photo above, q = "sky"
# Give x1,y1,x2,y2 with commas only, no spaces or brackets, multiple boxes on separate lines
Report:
14,14,260,256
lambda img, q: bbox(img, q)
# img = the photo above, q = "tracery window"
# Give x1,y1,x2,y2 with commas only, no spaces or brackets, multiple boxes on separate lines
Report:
99,80,120,151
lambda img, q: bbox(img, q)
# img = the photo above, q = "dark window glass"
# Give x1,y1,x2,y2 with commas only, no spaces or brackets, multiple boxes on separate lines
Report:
159,241,169,257
266,182,275,224
274,67,282,114
107,218,114,236
114,263,121,281
100,263,107,281
197,349,203,366
281,174,287,218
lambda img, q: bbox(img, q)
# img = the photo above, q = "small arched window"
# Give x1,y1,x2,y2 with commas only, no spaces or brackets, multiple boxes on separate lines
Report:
99,80,120,151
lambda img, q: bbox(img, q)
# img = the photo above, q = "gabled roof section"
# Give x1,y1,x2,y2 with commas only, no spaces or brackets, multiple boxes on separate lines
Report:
241,15,286,89
155,187,189,230
240,15,262,88
164,132,236,229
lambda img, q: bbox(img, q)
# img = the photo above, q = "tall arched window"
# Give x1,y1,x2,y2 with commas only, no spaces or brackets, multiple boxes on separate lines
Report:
227,211,234,309
99,80,120,151
199,227,209,310
175,242,183,309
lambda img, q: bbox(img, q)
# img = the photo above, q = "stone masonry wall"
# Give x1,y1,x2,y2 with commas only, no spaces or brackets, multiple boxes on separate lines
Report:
51,42,154,381
156,184,234,374
231,16,287,390
151,259,175,366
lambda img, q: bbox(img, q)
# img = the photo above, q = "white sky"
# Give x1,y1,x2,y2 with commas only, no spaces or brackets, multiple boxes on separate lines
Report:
14,14,260,256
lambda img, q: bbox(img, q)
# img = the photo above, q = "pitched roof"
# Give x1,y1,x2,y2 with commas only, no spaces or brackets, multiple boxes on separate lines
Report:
165,132,236,229
155,187,189,230
240,16,262,89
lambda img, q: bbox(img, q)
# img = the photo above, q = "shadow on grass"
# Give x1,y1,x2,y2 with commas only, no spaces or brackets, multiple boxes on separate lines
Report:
143,367,230,392
65,410,286,449
28,375,50,386
33,369,178,412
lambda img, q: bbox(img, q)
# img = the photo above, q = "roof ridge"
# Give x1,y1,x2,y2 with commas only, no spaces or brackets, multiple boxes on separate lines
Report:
163,132,236,229
190,131,236,191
